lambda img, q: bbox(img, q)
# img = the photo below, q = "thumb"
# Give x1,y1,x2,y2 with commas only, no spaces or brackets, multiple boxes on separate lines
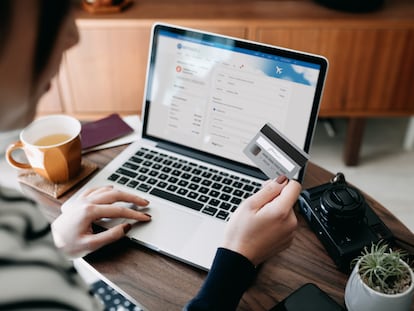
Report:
87,223,131,252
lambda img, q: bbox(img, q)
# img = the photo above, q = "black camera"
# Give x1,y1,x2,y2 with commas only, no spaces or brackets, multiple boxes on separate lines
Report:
298,173,393,272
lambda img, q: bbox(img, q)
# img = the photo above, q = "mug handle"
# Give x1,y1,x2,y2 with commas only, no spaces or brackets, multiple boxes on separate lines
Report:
6,141,32,169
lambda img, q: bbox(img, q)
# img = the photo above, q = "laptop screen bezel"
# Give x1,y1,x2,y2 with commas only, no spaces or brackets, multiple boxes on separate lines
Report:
141,23,328,182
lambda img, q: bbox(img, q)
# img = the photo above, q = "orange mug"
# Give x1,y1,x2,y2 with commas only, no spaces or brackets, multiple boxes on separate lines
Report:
6,114,82,183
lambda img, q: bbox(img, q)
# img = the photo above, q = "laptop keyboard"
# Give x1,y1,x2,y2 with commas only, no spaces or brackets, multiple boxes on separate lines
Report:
107,147,262,221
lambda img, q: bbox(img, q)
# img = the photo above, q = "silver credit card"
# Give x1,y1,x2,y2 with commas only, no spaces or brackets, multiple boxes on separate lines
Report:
244,123,309,179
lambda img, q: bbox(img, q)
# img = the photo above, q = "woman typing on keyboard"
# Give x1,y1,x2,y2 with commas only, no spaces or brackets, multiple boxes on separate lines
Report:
0,1,300,310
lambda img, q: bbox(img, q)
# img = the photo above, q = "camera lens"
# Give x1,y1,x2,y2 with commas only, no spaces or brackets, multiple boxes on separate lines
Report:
320,185,366,231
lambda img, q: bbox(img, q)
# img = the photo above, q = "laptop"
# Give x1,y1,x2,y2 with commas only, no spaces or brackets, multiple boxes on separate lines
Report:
63,23,328,270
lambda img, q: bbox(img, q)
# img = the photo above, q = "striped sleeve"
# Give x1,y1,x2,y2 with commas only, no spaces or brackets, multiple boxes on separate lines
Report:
0,188,103,310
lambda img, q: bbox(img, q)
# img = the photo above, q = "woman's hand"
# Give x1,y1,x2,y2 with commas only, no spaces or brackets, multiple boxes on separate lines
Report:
222,176,301,266
51,185,151,258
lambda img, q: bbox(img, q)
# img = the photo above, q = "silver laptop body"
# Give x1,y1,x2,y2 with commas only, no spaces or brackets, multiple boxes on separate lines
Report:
62,23,328,270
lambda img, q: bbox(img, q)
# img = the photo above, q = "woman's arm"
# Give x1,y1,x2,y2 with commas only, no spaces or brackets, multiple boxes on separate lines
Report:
185,178,301,311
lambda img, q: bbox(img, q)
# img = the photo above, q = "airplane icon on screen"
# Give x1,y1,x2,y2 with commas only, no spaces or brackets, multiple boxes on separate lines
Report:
276,66,283,74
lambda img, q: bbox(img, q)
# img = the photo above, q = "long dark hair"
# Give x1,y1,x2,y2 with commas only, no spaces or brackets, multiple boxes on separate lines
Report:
0,1,12,57
0,0,72,81
33,0,72,81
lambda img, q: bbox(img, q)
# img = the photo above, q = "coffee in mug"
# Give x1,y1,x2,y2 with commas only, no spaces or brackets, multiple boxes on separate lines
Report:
6,114,82,183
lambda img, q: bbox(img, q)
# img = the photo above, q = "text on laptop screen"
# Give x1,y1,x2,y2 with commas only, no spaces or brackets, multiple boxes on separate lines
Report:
144,27,325,169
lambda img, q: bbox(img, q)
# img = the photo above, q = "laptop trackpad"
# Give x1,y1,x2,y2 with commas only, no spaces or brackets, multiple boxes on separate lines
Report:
128,203,205,254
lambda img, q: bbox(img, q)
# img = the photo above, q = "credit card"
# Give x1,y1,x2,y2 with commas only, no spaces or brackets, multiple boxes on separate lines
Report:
243,123,309,180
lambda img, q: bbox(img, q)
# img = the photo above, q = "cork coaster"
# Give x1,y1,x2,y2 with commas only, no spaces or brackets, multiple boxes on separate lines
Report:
18,159,98,198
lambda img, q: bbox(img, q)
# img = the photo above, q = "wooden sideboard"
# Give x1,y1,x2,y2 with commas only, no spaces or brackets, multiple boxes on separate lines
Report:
37,0,414,164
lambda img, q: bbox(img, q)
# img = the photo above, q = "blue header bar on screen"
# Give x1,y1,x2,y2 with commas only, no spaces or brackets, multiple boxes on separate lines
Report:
158,29,321,70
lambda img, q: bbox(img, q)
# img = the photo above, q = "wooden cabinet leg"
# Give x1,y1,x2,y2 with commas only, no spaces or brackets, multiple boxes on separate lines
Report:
403,117,414,151
343,118,366,166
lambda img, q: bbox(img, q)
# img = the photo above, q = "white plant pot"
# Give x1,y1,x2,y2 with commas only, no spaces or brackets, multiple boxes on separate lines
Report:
345,258,414,311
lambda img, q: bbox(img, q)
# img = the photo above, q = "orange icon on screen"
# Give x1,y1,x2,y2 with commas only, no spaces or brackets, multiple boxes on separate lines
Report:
176,65,182,72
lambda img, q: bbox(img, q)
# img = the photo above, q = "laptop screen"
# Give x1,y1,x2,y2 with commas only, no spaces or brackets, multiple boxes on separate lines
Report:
142,23,328,180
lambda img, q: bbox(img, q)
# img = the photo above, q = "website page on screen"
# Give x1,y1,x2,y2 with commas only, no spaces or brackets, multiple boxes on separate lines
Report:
146,30,321,166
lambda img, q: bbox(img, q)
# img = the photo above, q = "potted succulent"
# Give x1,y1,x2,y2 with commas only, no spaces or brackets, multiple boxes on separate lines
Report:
345,242,414,311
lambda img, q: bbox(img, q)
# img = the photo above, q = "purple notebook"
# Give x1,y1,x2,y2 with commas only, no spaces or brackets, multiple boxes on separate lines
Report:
80,114,134,150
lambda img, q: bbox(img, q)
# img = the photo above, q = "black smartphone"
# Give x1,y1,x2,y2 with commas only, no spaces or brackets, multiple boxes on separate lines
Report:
269,283,345,311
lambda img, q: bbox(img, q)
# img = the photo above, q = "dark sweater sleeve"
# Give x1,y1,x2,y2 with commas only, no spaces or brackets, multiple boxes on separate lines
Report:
184,247,257,311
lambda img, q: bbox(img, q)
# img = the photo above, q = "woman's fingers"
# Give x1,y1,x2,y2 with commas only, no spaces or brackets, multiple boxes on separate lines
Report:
261,180,302,216
86,188,150,207
244,177,289,212
84,223,131,253
79,185,114,197
91,204,152,222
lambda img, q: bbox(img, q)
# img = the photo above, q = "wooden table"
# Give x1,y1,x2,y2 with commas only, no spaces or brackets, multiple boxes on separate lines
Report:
22,145,414,311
